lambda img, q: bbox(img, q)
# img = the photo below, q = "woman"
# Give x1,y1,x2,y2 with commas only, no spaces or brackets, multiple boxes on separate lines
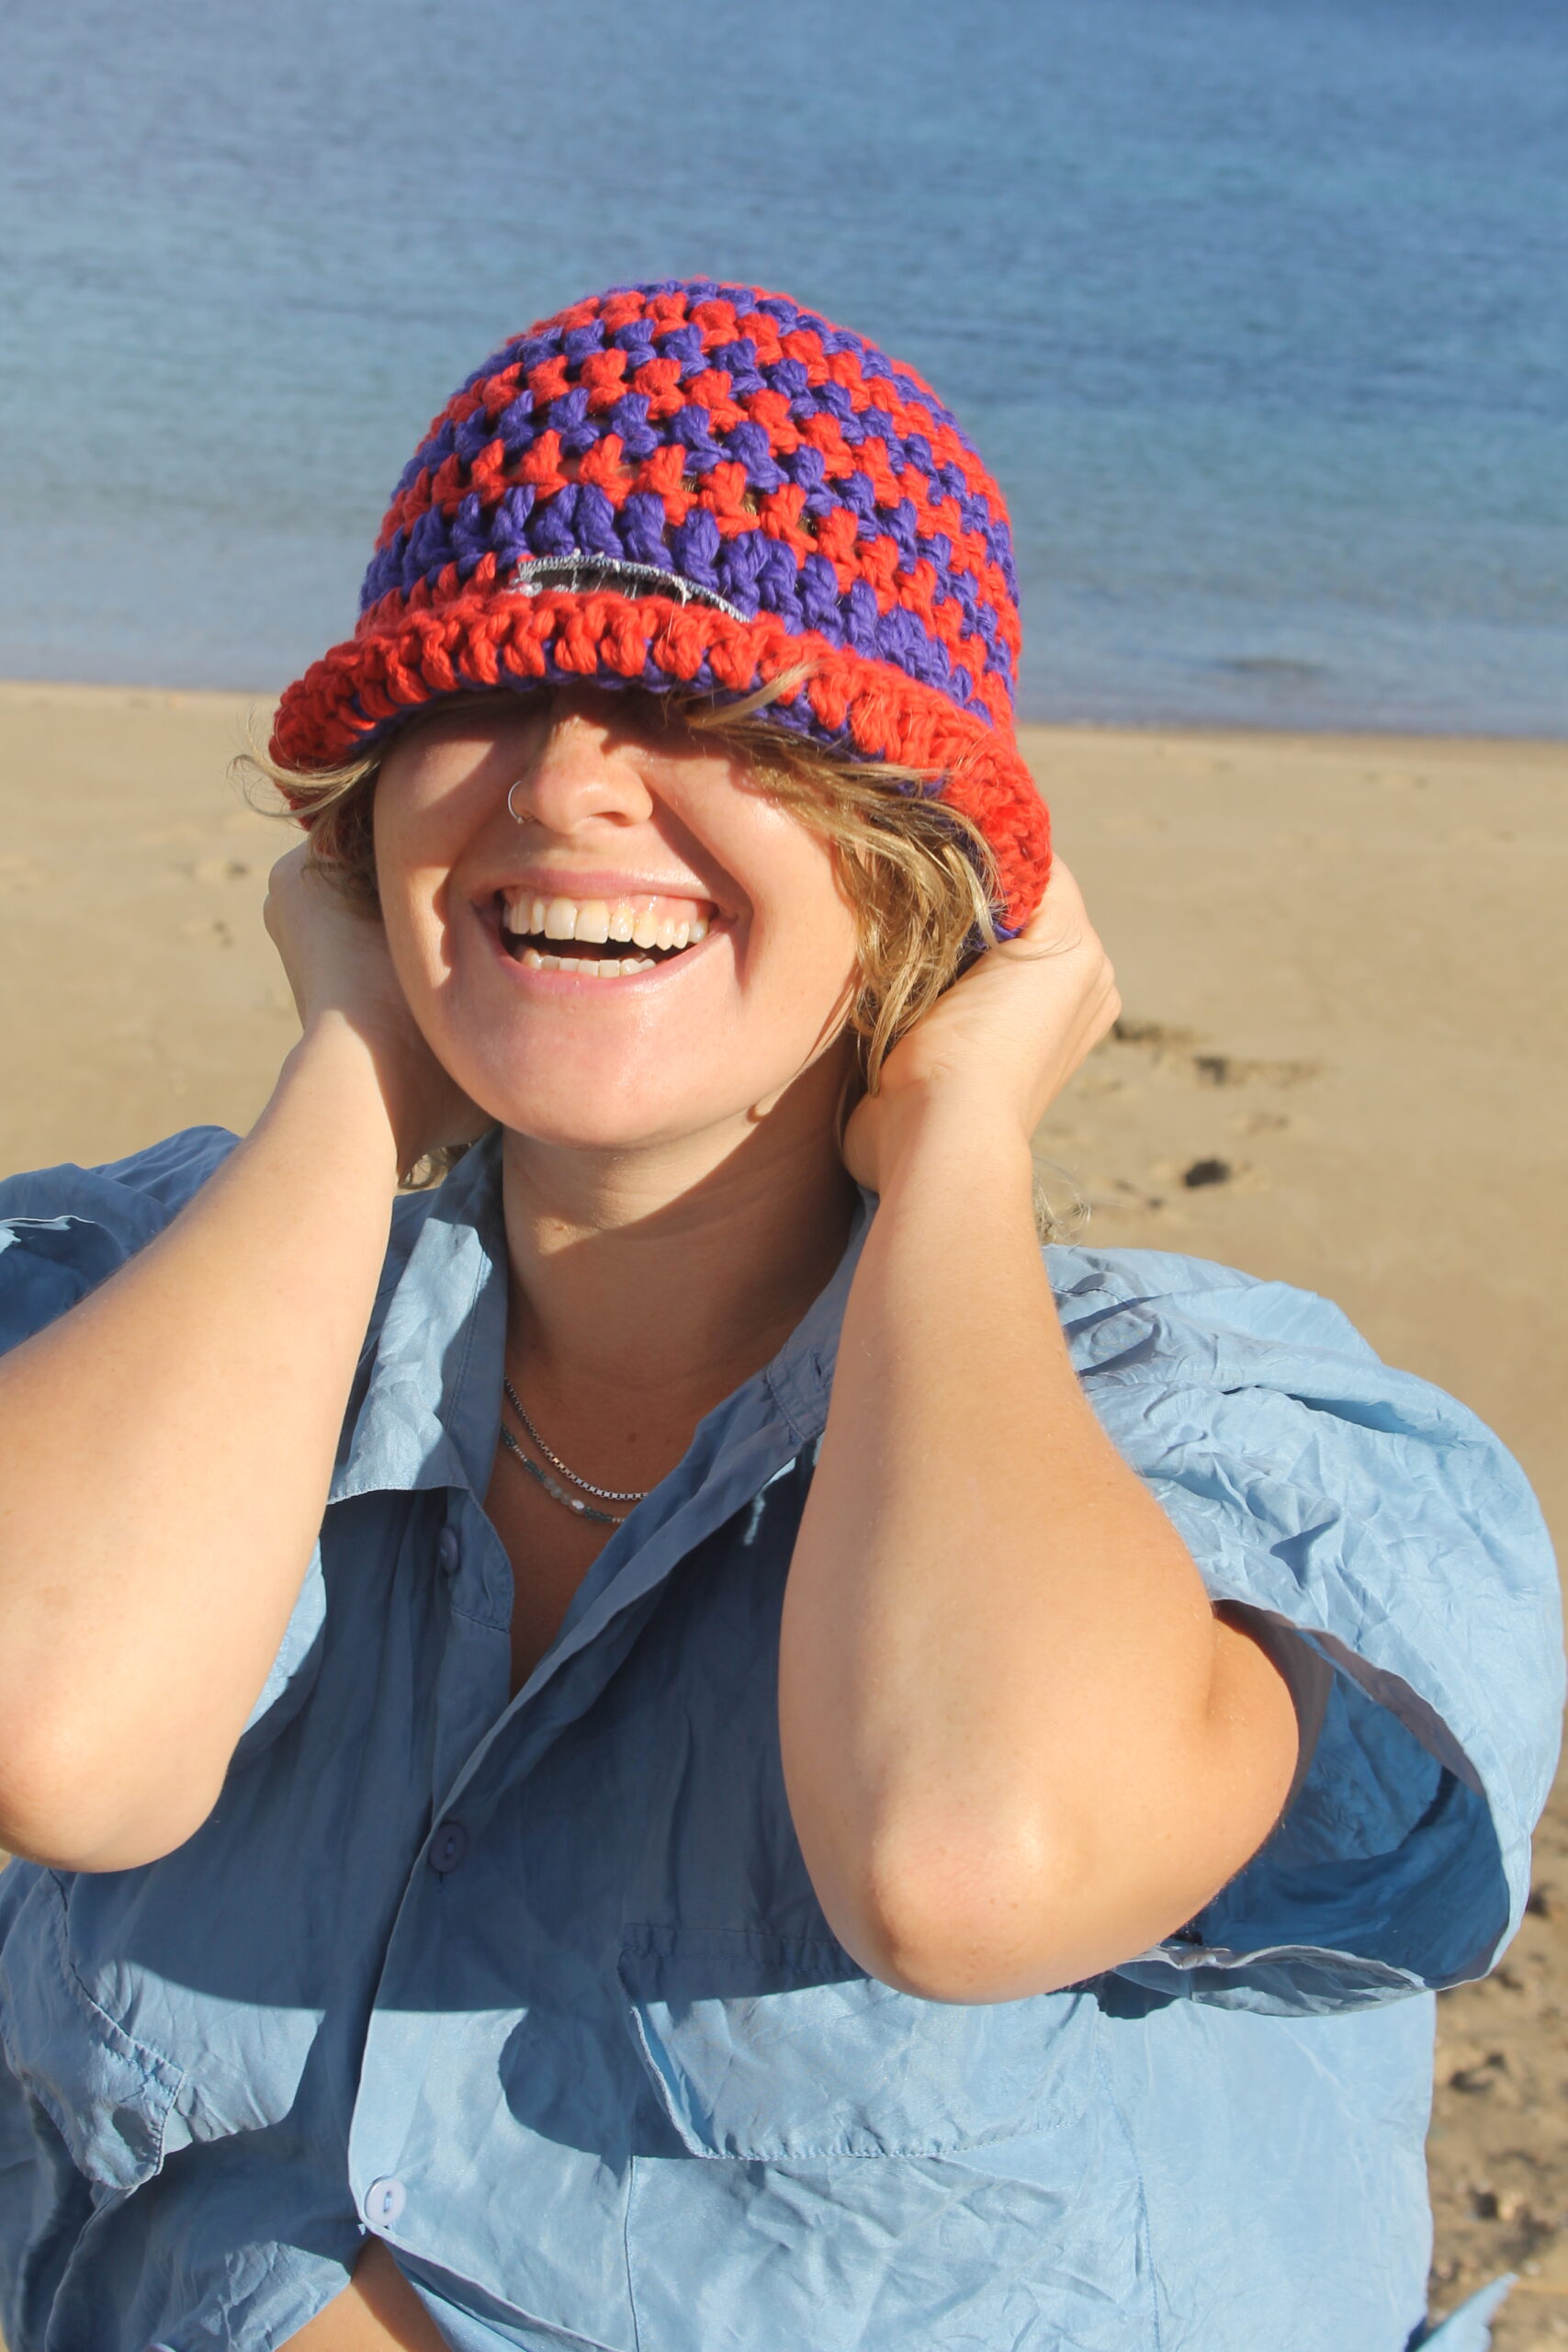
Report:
0,280,1557,2351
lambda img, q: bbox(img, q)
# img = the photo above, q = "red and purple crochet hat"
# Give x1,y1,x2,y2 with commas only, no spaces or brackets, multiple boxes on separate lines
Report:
273,279,1050,932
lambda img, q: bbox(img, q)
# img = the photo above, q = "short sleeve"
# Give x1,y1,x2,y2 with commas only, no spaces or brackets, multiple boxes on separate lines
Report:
0,1127,324,1752
1051,1243,1564,2015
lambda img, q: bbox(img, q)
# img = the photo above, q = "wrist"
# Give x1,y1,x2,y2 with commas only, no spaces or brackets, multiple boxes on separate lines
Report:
281,1015,412,1182
867,1083,1035,1195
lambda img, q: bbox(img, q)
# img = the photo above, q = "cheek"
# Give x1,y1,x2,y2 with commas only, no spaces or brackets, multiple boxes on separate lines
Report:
371,869,441,1021
750,918,860,1049
710,808,858,985
372,802,460,996
743,865,862,1034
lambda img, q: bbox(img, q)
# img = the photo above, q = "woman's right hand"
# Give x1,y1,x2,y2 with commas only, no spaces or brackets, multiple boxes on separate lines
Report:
264,844,486,1173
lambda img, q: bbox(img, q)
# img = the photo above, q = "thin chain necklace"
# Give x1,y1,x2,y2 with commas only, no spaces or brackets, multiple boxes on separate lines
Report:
499,1373,649,1527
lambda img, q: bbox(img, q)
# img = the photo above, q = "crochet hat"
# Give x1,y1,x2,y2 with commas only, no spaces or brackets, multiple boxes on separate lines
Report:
272,279,1050,932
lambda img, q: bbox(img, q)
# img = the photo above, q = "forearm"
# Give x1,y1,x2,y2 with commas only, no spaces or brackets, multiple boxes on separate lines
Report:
0,1016,402,1870
779,1099,1298,2000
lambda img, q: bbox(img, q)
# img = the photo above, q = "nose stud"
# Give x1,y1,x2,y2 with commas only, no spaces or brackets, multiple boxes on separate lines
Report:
506,781,536,824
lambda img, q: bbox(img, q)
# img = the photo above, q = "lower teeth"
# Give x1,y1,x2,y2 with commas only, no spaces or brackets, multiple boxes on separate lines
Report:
517,947,660,977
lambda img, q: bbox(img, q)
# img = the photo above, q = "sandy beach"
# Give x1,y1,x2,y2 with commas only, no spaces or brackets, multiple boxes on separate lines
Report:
0,681,1563,2340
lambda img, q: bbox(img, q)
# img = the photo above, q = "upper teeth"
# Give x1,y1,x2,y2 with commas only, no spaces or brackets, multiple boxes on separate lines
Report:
502,894,709,953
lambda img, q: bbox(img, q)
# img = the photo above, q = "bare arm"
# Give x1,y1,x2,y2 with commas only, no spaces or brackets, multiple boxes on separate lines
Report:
0,851,477,1871
778,865,1300,2002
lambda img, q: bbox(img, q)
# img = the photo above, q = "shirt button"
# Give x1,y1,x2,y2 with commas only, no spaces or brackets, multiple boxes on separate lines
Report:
365,2176,406,2229
429,1819,468,1874
436,1527,460,1575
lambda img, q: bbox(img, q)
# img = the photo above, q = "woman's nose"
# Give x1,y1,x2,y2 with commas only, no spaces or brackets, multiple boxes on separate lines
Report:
506,701,655,832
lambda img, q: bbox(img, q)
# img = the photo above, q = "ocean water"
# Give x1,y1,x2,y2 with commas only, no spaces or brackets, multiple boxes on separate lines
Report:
3,0,1564,732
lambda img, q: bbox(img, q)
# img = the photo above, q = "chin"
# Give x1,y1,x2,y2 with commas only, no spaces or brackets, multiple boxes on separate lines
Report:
465,1058,764,1159
423,966,852,1161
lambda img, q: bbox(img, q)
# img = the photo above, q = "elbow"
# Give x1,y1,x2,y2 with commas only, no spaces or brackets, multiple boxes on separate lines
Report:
808,1800,1213,2005
812,1807,1104,2006
0,1712,221,1873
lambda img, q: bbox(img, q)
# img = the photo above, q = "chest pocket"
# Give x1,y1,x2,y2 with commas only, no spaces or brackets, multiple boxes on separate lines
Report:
619,1923,1094,2160
0,1869,185,2199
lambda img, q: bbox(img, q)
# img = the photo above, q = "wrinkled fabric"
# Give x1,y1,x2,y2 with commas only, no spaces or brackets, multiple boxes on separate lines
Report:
0,1126,1558,2352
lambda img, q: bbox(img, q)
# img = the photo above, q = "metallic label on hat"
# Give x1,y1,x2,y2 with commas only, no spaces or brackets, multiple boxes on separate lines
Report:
506,553,748,625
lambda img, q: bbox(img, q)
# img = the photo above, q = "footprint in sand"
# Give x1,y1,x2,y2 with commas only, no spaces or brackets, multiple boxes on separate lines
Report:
1106,1022,1321,1092
1231,1108,1292,1136
1111,1017,1199,1049
1191,1051,1320,1089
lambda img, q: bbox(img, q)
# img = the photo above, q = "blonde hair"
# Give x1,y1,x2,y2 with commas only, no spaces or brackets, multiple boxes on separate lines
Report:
238,679,1000,1091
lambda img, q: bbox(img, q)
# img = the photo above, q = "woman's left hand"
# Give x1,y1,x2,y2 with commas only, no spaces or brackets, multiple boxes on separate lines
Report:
840,857,1121,1193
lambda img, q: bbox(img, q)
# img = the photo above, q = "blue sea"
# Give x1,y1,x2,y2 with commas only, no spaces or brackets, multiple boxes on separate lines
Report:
3,0,1564,732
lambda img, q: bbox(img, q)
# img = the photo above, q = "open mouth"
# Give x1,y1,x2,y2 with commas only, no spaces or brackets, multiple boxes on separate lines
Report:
496,888,716,979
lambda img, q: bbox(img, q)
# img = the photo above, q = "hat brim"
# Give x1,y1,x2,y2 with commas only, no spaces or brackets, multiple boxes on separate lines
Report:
271,581,1050,933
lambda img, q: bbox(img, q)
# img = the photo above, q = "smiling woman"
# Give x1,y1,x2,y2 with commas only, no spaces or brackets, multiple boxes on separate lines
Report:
0,280,1558,2352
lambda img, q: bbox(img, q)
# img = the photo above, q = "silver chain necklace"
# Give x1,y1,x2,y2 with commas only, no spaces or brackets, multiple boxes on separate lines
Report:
499,1374,649,1527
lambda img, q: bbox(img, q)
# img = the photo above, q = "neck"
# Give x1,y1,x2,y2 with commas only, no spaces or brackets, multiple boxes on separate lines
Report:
500,1055,860,1422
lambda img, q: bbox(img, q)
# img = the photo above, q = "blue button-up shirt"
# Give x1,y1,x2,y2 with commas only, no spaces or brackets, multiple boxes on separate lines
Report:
0,1127,1558,2352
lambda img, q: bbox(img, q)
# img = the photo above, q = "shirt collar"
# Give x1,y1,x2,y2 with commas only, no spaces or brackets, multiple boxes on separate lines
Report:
329,1130,509,1505
329,1127,873,1509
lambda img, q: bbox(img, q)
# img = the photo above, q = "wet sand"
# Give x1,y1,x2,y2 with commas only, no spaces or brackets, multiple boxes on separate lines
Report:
0,682,1563,2339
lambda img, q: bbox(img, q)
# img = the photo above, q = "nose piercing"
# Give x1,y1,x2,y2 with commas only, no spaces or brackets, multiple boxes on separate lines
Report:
506,781,535,824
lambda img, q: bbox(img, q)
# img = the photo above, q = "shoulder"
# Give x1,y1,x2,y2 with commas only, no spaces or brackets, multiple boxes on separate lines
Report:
1050,1239,1388,1365
0,1127,243,1349
1047,1238,1560,1731
1047,1240,1541,1515
0,1125,242,1232
0,1126,451,1364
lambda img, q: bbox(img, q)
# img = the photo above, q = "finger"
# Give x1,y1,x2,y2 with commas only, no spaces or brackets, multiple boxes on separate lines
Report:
1018,857,1091,940
990,868,1101,971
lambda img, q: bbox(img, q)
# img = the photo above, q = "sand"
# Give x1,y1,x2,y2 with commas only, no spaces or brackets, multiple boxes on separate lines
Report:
0,682,1563,2340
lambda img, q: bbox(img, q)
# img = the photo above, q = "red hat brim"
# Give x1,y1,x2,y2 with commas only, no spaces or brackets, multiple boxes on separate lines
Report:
271,580,1050,933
